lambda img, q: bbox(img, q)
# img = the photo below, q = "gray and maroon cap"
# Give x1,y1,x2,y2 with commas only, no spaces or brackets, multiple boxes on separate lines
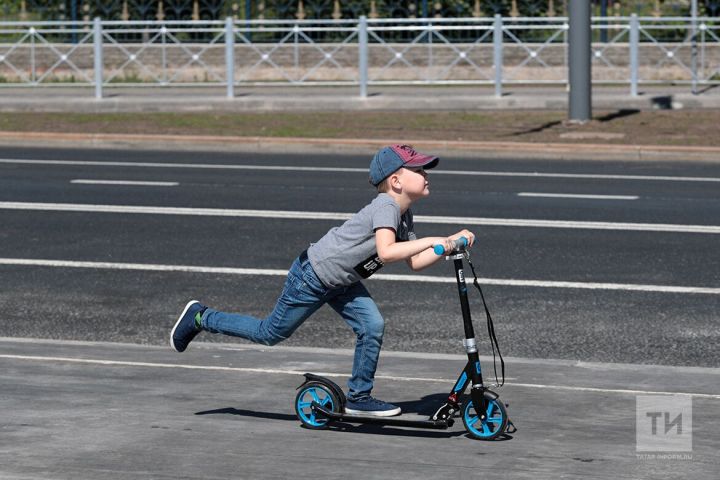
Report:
369,144,440,186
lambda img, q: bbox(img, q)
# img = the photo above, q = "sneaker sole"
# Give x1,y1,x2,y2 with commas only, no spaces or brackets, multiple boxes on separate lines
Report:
344,407,402,417
170,300,200,352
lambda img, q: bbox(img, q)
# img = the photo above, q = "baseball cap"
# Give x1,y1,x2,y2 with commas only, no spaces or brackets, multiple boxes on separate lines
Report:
369,144,440,186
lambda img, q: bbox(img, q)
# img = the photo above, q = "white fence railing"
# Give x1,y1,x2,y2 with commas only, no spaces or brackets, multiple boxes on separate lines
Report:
0,15,718,98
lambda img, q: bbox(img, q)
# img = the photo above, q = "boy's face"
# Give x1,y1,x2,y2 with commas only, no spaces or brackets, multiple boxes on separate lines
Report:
396,167,430,199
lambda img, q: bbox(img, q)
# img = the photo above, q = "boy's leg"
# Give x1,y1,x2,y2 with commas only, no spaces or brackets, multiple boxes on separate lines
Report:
327,283,385,401
201,255,326,346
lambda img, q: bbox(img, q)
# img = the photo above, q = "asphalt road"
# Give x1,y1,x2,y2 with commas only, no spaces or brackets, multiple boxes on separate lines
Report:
1,145,719,367
2,338,718,479
2,144,720,479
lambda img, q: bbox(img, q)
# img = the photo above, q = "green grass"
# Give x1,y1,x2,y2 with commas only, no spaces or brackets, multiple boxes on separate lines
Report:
0,110,718,147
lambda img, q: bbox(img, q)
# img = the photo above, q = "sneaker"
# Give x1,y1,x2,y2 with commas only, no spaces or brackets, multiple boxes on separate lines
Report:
345,396,402,417
170,300,206,353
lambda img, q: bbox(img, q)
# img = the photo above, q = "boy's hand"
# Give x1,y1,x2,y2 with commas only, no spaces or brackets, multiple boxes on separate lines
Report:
435,237,455,254
449,229,476,247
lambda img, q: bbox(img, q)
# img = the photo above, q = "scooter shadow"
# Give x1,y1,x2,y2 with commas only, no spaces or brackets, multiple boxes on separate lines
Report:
195,406,466,439
195,393,513,441
329,424,514,441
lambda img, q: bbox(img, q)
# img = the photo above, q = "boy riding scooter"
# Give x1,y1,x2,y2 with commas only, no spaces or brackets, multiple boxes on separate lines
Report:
171,144,474,416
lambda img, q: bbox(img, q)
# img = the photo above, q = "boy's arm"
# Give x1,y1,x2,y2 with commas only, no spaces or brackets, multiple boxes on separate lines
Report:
375,228,474,271
406,247,449,271
375,228,448,268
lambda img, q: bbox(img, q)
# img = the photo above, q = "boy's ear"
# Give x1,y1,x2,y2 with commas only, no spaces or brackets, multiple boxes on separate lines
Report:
389,170,403,190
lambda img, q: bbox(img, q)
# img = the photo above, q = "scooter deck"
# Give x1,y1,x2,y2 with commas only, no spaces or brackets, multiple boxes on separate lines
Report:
312,403,454,429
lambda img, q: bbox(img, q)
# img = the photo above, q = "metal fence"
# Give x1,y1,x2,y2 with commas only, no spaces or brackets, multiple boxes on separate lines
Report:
0,15,718,97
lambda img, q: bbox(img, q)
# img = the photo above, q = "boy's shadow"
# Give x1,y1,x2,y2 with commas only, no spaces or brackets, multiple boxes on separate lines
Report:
195,407,297,422
195,392,513,441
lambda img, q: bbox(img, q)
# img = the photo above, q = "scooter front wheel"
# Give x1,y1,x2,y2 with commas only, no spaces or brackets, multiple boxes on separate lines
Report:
462,395,508,440
295,382,340,429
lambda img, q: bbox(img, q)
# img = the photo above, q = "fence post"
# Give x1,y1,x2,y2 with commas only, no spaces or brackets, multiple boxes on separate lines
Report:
225,17,235,98
493,14,503,98
93,17,103,99
359,16,368,98
629,14,639,97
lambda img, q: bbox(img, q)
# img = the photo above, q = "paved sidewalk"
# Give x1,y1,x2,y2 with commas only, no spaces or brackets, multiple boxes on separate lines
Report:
1,85,718,113
1,337,719,479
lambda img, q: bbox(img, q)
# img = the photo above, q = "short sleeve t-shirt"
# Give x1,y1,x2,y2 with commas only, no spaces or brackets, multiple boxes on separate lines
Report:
307,193,416,288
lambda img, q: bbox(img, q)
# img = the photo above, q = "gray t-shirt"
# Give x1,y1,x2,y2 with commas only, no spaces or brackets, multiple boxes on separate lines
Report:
307,193,416,288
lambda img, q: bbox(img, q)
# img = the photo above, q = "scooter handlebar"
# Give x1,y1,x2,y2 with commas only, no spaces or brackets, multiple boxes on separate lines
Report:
433,236,469,256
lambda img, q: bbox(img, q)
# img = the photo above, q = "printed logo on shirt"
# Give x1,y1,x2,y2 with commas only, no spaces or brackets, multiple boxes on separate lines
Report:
397,211,414,242
397,221,408,241
353,253,385,279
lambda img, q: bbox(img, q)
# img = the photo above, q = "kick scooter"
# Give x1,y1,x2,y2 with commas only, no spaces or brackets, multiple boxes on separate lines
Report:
294,238,515,440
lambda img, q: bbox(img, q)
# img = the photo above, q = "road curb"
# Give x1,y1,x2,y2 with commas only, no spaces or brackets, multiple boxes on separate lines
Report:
1,130,719,162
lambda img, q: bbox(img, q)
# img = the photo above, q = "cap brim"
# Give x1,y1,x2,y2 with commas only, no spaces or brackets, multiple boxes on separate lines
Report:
404,154,439,170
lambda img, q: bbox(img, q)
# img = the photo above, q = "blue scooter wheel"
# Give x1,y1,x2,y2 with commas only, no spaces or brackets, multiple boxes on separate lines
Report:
295,382,339,429
462,394,508,440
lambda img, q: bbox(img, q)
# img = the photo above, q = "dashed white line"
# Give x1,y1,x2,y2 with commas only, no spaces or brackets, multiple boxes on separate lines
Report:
71,179,179,186
440,169,720,183
1,258,718,295
518,192,640,200
2,201,719,234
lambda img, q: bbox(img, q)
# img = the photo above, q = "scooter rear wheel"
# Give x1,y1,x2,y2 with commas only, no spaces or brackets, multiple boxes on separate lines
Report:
462,395,508,440
295,382,340,429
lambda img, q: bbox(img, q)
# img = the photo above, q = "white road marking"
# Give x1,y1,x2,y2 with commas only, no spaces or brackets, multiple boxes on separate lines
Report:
518,192,640,201
2,158,720,183
2,201,719,234
440,169,720,183
1,353,718,399
0,158,365,173
0,354,452,384
70,179,179,186
1,258,719,295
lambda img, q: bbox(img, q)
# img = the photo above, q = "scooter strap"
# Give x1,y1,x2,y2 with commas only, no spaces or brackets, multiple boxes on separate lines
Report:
466,256,506,387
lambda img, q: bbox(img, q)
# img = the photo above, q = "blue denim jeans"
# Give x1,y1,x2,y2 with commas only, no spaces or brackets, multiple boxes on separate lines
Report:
201,253,385,401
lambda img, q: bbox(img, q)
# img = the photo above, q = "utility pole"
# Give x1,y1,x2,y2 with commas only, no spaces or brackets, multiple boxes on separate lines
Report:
568,0,592,123
691,0,698,94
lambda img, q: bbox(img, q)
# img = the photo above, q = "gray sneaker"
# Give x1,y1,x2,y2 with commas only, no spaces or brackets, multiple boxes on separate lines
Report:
345,396,401,417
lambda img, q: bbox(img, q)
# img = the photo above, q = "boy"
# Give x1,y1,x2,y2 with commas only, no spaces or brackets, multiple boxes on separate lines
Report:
170,144,474,416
